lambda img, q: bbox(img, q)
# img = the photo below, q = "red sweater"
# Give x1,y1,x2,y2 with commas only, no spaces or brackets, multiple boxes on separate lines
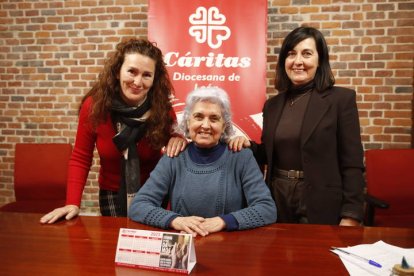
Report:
66,96,175,206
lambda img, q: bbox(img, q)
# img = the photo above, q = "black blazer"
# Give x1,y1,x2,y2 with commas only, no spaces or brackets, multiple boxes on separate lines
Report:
251,86,365,224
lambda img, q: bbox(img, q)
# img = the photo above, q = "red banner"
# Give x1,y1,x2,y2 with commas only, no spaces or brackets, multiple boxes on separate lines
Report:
148,0,267,142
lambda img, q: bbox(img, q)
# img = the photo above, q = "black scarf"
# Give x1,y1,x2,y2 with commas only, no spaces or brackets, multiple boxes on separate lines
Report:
111,94,151,216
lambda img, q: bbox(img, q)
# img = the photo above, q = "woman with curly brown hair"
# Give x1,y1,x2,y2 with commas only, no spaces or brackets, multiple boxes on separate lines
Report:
41,39,186,223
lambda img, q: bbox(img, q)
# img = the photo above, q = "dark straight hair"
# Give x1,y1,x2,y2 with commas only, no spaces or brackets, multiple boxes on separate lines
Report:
275,26,335,93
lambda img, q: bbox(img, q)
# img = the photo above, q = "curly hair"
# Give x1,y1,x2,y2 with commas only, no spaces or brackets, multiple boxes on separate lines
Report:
80,38,175,149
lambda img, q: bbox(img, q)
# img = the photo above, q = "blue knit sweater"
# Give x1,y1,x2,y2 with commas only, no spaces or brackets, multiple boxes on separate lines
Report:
128,146,277,230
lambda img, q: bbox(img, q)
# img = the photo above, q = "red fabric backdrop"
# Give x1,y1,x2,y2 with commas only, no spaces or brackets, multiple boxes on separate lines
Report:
148,0,267,142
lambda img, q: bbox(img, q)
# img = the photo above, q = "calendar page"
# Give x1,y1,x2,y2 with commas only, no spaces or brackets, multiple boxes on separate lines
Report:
115,228,196,274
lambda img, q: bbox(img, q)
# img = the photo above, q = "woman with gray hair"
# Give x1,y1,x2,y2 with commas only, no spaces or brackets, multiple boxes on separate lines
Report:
177,86,234,142
129,86,277,236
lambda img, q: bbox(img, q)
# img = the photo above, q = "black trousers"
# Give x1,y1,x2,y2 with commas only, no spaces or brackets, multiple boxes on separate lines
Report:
270,176,308,224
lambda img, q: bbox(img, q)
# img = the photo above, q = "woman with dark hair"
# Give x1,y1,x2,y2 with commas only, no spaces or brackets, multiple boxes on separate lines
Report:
41,39,186,223
275,27,334,93
230,26,365,226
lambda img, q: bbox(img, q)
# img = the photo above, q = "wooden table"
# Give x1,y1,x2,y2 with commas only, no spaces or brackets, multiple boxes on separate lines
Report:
1,212,413,275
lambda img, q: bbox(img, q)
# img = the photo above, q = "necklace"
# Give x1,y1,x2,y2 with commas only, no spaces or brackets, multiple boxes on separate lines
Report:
289,90,312,107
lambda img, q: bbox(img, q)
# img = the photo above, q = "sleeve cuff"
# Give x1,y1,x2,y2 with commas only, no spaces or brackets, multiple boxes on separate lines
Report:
341,212,362,223
219,214,239,231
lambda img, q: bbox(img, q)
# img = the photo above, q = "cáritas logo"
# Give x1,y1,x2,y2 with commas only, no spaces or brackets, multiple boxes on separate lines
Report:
164,6,251,69
188,6,231,49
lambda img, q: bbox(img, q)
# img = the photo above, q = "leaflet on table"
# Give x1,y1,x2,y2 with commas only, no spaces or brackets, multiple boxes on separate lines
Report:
115,228,196,274
331,240,414,276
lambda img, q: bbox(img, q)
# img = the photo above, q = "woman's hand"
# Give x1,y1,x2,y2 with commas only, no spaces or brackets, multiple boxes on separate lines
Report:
199,217,226,234
228,136,251,152
339,217,360,226
170,216,208,237
164,136,188,157
39,205,80,224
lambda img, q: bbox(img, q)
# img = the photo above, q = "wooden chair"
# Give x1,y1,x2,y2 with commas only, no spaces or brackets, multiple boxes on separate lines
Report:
364,148,414,227
0,143,72,213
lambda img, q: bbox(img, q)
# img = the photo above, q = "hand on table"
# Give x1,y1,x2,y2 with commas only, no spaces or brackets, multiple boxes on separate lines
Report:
199,217,226,234
170,216,208,237
39,205,80,224
339,217,360,226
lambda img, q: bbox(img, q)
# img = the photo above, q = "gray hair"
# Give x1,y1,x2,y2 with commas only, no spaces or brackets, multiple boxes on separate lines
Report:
178,86,235,142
